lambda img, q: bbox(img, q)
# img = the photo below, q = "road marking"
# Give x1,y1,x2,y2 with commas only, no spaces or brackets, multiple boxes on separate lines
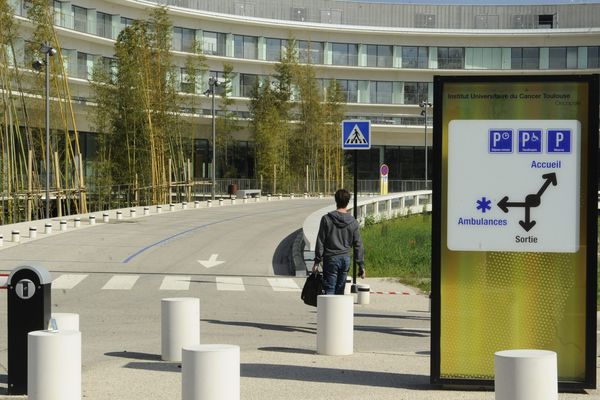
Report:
216,277,245,291
198,254,225,268
160,276,191,291
102,275,139,290
52,274,88,290
267,278,300,292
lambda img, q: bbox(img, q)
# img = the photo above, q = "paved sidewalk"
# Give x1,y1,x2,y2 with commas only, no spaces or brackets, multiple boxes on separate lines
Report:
1,278,597,400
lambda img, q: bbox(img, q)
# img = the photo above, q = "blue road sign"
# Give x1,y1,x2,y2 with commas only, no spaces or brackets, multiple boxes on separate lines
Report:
518,129,542,153
547,129,571,153
488,129,513,153
342,120,371,150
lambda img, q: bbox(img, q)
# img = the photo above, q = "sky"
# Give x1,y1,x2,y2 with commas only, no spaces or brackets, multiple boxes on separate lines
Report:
347,0,600,4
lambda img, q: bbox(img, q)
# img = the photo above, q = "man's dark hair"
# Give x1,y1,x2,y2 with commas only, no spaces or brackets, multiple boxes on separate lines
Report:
335,189,351,209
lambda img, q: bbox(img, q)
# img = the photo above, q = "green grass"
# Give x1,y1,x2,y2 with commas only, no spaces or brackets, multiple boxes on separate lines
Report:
362,214,432,293
362,214,600,306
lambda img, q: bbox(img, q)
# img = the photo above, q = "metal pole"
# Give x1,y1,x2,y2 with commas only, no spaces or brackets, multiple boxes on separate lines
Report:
211,82,216,201
424,106,427,189
352,149,358,288
45,51,50,219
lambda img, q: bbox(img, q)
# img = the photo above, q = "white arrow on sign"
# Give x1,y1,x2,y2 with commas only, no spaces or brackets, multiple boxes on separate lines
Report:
198,254,225,268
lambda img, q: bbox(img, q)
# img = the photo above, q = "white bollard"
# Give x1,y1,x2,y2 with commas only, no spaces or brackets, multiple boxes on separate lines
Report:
267,195,271,202
207,200,212,208
317,295,353,355
495,350,557,400
74,218,81,228
89,215,96,225
161,298,200,362
255,196,260,203
304,192,308,199
194,201,200,209
11,230,20,243
29,227,37,239
291,193,295,199
130,209,136,218
116,211,123,221
182,202,188,209
182,344,240,400
157,205,162,213
218,199,223,206
50,313,80,331
0,234,3,246
143,207,150,216
278,194,282,200
319,192,324,199
231,198,236,205
28,330,81,400
169,204,175,212
45,223,52,234
344,278,352,295
102,213,109,223
357,284,370,305
60,220,67,231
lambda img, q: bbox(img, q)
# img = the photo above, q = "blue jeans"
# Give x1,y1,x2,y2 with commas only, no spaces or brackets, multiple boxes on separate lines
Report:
322,255,350,295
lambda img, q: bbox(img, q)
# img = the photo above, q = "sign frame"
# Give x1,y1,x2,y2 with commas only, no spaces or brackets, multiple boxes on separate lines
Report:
431,74,598,390
342,120,371,150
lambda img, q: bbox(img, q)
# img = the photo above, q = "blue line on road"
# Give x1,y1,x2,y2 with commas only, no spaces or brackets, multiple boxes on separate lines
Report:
122,203,317,264
122,216,239,264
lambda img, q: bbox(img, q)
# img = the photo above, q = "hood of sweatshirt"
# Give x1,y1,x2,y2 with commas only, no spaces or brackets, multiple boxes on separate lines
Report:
327,210,355,228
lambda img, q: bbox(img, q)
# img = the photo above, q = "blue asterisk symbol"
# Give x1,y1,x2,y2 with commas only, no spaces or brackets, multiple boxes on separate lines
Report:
476,197,492,213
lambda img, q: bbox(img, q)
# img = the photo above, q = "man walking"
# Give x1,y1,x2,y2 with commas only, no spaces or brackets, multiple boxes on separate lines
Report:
312,188,365,295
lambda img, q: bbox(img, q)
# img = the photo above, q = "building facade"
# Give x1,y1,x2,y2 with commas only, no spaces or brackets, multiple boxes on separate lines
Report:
7,0,600,181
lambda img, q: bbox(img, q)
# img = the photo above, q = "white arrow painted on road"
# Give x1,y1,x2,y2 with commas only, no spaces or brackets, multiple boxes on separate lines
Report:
198,254,225,268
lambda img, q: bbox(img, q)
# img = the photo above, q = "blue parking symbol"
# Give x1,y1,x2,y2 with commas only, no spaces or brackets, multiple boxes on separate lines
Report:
489,129,513,153
518,129,542,153
547,129,571,153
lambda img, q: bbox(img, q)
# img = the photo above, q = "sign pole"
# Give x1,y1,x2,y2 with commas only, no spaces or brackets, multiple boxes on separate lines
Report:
352,149,358,288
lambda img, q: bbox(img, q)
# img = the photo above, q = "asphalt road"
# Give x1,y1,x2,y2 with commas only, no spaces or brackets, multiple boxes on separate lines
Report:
0,198,597,399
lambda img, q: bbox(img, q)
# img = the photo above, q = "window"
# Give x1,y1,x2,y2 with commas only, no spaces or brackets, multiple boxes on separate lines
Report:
266,38,287,61
549,47,568,69
538,14,554,29
402,46,428,69
511,48,540,69
234,35,258,59
370,81,393,104
240,73,258,97
366,45,392,68
298,41,324,64
173,27,195,53
332,43,358,66
96,12,112,38
336,79,358,103
437,47,464,69
73,5,87,33
588,47,600,68
77,51,90,79
202,31,226,56
404,82,429,105
121,17,134,28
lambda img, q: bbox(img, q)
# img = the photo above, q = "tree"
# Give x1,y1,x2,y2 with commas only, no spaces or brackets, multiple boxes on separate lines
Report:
216,63,241,178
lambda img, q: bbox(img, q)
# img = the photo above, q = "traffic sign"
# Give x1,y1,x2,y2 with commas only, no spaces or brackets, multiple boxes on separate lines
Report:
380,164,389,177
342,120,371,149
447,119,580,252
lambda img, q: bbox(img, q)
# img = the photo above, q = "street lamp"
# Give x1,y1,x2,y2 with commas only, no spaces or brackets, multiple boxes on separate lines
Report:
420,101,432,189
204,76,221,201
33,43,57,219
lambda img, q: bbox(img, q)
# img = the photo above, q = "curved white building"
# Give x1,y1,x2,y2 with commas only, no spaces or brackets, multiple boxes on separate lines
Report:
7,0,600,181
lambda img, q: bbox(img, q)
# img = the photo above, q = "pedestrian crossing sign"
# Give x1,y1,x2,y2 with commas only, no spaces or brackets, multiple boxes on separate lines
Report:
342,120,371,149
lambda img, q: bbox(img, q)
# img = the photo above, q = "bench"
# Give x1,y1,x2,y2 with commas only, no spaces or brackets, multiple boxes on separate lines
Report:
236,189,261,198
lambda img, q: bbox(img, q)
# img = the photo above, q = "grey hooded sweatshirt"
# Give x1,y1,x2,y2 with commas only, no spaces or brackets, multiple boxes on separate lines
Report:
314,210,364,266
